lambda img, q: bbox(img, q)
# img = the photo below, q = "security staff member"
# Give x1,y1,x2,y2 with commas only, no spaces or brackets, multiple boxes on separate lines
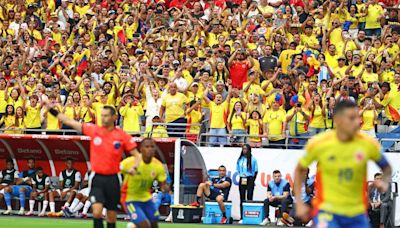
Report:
261,170,293,225
44,101,141,228
236,144,258,221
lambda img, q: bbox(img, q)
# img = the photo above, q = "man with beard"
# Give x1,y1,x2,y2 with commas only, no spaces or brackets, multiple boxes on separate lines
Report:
346,54,364,78
228,48,254,89
259,45,278,74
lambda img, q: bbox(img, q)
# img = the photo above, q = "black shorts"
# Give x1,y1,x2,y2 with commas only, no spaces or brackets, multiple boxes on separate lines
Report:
207,190,222,201
89,173,121,211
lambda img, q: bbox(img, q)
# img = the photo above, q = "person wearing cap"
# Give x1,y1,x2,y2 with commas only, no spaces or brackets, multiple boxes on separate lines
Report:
286,96,311,148
263,95,287,148
203,80,232,146
243,70,265,100
375,82,400,125
334,56,347,79
117,94,144,135
346,53,364,78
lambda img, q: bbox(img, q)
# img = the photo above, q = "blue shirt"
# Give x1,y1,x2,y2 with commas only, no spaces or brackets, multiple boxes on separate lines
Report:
236,156,258,177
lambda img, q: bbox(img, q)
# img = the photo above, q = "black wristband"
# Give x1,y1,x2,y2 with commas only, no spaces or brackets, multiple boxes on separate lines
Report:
49,108,59,117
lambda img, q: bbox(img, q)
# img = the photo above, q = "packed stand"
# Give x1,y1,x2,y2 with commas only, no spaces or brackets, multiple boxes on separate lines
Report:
0,0,399,147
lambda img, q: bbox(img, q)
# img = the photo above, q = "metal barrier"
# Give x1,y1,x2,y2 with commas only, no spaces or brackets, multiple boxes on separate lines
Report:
0,119,210,142
2,127,400,151
198,133,311,149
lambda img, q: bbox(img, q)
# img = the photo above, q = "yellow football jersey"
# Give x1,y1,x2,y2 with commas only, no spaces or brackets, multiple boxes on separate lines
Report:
120,156,167,202
300,130,383,217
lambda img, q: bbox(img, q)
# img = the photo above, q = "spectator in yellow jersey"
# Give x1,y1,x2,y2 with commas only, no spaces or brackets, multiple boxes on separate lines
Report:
228,101,247,146
185,99,203,143
149,116,168,138
118,94,144,135
263,96,287,149
0,105,15,134
360,98,378,138
79,95,95,124
159,83,188,138
44,94,61,133
203,80,232,146
308,94,326,136
24,95,43,134
246,111,264,148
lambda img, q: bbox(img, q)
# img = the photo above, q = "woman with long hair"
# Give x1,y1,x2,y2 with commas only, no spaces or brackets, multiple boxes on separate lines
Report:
236,144,258,223
0,105,15,134
228,101,247,145
308,93,326,135
14,106,25,134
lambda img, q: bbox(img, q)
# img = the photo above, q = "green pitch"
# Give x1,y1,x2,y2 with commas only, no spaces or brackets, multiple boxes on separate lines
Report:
0,217,254,228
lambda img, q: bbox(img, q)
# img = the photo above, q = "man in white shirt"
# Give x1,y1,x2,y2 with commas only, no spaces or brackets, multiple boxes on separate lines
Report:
57,0,74,27
9,12,28,38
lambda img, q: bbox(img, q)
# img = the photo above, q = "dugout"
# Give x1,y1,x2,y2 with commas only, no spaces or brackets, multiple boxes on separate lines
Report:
0,135,208,206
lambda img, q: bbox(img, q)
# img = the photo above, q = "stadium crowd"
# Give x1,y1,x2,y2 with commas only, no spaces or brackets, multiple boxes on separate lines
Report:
0,0,399,147
0,0,398,226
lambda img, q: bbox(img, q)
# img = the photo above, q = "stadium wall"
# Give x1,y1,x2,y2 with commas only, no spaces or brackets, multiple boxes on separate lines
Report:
199,147,400,224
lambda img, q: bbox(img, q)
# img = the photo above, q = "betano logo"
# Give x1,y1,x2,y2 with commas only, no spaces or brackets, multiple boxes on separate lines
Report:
226,171,294,187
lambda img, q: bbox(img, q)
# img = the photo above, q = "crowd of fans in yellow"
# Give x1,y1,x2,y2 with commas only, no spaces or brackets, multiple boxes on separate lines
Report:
0,0,399,147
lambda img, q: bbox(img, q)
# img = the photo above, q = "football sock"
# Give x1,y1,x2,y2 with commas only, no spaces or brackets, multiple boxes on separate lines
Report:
73,202,84,213
69,198,80,210
19,191,26,209
82,201,91,214
41,200,48,214
50,202,55,212
4,192,11,208
29,200,35,212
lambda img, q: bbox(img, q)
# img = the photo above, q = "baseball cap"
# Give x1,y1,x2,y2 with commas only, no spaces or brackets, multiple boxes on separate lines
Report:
172,60,180,65
337,56,346,60
192,82,199,87
217,80,224,85
135,49,145,55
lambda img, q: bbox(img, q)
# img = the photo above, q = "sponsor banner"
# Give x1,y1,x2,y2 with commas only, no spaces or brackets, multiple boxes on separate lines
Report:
0,135,176,177
199,147,400,224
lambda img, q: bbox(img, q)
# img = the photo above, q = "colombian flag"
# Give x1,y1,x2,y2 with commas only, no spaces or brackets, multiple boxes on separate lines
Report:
76,49,90,76
388,105,400,122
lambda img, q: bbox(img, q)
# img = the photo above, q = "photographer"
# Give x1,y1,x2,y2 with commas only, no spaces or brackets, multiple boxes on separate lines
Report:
286,96,310,148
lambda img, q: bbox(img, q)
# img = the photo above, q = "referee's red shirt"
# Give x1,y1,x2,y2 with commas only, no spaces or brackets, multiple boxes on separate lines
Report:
82,124,137,175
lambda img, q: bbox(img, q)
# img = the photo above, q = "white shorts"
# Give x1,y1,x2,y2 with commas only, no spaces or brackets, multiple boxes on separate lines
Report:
54,188,75,199
78,188,90,197
0,189,4,194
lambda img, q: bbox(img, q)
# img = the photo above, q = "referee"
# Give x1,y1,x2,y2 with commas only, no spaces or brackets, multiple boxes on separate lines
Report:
44,101,140,228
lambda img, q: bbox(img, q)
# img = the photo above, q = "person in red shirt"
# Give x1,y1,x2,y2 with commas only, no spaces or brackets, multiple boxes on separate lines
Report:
43,101,140,228
228,48,254,89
